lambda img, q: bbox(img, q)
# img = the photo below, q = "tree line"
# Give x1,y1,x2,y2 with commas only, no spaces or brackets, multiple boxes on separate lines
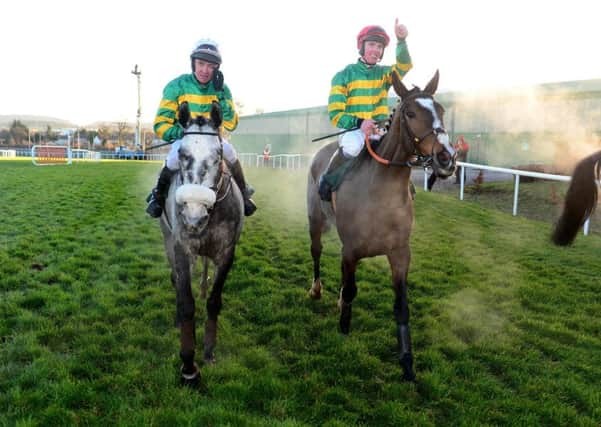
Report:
0,119,155,150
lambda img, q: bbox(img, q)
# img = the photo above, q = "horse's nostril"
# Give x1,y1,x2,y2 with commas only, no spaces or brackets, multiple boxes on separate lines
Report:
438,151,450,163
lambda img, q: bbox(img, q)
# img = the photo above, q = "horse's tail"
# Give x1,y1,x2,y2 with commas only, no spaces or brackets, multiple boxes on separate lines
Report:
552,149,601,246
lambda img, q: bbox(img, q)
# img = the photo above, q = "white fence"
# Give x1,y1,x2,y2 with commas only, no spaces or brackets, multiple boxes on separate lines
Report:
256,154,303,169
0,149,16,158
424,161,594,236
240,153,307,169
72,149,101,161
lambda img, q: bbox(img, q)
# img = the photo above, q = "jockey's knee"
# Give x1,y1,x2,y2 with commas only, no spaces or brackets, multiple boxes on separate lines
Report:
340,147,360,159
222,141,238,164
339,129,365,158
165,139,183,170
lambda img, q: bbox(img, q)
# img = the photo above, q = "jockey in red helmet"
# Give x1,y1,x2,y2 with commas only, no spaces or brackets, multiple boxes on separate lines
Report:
319,19,413,201
357,25,391,58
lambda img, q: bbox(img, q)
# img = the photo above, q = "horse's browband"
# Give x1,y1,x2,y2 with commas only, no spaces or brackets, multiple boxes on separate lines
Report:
182,131,220,136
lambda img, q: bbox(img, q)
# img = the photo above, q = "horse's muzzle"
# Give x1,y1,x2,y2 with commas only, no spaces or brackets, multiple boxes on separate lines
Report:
433,150,456,178
178,203,211,231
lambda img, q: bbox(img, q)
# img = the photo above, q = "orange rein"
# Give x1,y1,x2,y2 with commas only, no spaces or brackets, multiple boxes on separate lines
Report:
364,135,391,165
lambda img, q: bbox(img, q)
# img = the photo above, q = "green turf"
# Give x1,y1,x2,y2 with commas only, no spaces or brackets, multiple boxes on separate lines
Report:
1,160,600,426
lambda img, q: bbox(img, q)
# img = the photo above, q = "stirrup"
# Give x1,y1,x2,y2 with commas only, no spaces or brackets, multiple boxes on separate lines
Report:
145,189,163,218
244,198,257,216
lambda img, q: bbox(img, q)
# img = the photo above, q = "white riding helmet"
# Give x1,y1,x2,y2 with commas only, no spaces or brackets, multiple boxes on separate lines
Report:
190,38,222,65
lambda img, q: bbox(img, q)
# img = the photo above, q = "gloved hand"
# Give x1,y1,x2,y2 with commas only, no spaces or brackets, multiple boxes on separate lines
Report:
394,18,408,40
212,69,224,91
360,118,377,135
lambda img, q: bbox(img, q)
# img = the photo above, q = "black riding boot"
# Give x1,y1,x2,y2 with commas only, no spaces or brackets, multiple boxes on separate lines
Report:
229,160,257,216
146,166,174,218
318,149,347,201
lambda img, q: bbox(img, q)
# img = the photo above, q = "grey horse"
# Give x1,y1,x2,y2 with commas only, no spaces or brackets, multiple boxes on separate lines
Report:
307,71,456,381
160,101,244,387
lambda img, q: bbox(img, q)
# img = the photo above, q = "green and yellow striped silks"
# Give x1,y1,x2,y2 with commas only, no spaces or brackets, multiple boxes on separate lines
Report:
153,73,239,142
328,40,412,130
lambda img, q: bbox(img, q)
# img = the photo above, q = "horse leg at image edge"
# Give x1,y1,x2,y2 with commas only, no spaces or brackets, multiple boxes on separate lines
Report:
203,253,234,363
388,252,415,382
338,252,357,335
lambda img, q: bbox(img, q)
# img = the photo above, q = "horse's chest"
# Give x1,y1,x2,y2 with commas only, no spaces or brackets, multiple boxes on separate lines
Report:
184,221,238,257
338,207,412,255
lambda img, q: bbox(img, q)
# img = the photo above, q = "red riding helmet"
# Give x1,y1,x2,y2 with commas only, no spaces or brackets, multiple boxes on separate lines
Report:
357,25,390,55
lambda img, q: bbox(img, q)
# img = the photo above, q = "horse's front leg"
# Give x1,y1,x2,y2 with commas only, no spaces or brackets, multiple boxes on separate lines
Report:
338,248,358,334
173,245,200,387
387,250,415,382
203,249,234,363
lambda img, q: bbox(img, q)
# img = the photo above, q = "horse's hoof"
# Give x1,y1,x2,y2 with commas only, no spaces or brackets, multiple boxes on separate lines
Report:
309,279,322,300
400,353,415,382
308,288,321,299
180,363,201,388
402,371,416,383
203,352,216,364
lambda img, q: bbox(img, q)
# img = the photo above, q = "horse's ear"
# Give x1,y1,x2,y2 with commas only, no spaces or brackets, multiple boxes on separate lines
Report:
391,71,410,99
178,102,191,127
210,101,222,129
423,70,440,95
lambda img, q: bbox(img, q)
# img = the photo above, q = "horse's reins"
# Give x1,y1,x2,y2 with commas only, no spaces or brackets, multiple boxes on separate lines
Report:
147,131,221,150
311,119,390,143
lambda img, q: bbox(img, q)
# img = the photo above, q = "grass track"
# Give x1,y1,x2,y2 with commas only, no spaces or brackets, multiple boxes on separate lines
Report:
1,160,600,426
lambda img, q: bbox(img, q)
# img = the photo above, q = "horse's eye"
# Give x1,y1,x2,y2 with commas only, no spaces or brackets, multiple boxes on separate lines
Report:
405,111,416,119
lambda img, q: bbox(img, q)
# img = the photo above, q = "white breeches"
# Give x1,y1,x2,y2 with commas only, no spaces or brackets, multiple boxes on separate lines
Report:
338,129,382,158
166,138,237,170
338,129,366,158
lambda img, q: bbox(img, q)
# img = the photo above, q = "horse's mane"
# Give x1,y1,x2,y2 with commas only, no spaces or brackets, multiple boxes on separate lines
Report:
375,87,425,163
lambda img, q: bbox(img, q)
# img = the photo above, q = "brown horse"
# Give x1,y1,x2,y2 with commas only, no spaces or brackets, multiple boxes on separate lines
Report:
307,71,456,381
552,149,601,245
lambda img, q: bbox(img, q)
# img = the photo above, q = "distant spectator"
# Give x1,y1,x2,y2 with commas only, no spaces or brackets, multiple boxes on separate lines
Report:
263,144,271,166
454,135,469,184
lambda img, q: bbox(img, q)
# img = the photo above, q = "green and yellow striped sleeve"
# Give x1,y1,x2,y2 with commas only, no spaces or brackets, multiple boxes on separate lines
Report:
388,39,412,84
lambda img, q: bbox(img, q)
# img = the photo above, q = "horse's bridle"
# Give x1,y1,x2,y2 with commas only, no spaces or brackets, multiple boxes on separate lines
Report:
366,94,446,168
182,130,221,138
179,129,230,213
400,95,447,145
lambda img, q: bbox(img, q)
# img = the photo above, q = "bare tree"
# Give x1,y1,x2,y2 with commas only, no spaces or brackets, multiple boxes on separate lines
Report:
115,121,129,147
9,120,28,145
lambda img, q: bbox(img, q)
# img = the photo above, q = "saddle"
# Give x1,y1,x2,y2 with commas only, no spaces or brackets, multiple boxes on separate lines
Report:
322,140,383,193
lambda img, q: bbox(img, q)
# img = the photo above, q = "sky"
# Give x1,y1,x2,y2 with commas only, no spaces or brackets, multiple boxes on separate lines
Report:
1,0,600,127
